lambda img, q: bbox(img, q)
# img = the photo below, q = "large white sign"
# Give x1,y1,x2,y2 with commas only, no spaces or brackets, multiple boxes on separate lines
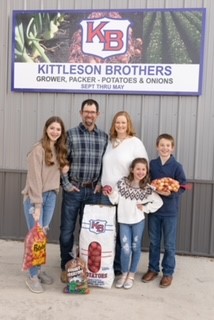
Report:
12,8,206,95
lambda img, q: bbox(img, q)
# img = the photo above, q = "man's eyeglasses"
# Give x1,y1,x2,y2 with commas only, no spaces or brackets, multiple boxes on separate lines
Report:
82,110,97,115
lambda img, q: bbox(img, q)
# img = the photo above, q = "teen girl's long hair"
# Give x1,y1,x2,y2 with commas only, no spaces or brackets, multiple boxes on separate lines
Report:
127,157,150,189
41,116,69,168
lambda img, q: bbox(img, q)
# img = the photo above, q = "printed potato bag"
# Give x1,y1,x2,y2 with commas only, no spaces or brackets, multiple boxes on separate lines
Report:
63,258,90,294
22,223,47,271
79,205,116,289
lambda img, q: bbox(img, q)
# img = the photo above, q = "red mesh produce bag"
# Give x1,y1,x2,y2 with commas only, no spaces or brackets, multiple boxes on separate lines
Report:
151,178,192,193
22,223,47,271
151,177,180,192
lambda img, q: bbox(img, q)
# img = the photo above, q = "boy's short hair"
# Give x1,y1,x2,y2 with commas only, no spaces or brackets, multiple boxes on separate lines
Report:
156,133,175,147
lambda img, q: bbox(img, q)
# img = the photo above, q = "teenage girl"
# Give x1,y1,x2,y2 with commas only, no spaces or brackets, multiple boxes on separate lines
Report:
22,116,69,293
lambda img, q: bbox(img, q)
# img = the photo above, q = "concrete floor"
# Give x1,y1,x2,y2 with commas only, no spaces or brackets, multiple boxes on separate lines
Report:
0,239,213,320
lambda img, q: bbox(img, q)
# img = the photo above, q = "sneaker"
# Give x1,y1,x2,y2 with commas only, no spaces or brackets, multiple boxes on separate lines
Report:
60,270,68,283
25,276,44,294
38,271,53,285
141,270,158,283
124,277,134,289
115,275,127,288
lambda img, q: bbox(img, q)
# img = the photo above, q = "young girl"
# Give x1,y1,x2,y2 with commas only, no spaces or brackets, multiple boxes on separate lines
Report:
101,111,148,275
106,158,163,289
22,116,69,294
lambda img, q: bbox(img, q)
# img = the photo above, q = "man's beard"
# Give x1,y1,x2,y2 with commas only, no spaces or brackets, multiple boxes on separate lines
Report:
84,118,94,127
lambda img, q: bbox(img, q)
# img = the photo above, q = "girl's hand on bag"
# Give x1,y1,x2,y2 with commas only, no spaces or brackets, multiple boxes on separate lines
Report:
33,207,41,222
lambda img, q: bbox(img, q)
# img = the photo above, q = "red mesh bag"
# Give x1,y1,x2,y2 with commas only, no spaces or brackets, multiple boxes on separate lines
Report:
22,223,47,271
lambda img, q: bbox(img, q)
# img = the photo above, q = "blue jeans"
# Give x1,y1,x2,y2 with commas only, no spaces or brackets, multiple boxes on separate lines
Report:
23,191,57,277
119,220,145,274
148,214,177,276
59,189,111,270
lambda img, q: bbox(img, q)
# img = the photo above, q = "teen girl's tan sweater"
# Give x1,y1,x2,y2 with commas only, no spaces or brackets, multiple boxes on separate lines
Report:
22,143,60,209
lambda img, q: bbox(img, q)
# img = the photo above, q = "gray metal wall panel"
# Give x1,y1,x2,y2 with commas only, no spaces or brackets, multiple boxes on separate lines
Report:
191,184,213,255
0,0,212,180
176,97,198,180
0,173,5,236
195,0,214,180
0,172,25,239
1,170,213,257
177,191,193,254
0,0,214,257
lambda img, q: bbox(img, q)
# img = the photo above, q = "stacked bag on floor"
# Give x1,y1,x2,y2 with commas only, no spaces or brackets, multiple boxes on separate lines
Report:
79,204,116,289
63,257,90,294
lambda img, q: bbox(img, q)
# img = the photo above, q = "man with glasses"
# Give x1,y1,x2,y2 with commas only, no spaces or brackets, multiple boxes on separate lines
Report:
59,98,109,282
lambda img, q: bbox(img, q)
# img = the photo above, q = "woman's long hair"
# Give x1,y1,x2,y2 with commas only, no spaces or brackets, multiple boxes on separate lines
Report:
109,111,136,140
40,116,69,168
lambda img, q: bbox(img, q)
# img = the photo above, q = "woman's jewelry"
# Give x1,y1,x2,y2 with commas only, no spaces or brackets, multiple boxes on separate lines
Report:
112,136,128,148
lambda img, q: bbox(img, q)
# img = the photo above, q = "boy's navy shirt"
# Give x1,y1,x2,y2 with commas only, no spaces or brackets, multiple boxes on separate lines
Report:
150,155,186,217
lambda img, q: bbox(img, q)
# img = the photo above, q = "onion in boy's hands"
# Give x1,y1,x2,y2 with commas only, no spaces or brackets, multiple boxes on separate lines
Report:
151,178,180,193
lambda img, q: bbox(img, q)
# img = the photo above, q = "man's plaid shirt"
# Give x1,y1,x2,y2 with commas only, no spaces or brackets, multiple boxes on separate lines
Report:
61,122,108,191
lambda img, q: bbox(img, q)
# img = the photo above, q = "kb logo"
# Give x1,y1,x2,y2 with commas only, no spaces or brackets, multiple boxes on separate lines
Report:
80,17,131,59
89,219,107,234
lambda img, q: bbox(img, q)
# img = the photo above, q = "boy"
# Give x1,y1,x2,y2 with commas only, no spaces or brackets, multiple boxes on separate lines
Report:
142,133,186,288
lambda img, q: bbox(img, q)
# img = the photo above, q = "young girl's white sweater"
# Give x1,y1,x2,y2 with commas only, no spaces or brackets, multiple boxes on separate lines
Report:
108,177,163,224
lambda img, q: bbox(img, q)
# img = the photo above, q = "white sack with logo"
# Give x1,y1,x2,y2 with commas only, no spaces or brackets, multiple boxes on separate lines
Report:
79,204,116,288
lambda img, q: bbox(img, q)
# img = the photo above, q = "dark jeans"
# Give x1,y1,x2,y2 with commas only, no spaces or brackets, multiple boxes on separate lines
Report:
114,210,121,274
148,214,178,276
59,188,111,270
